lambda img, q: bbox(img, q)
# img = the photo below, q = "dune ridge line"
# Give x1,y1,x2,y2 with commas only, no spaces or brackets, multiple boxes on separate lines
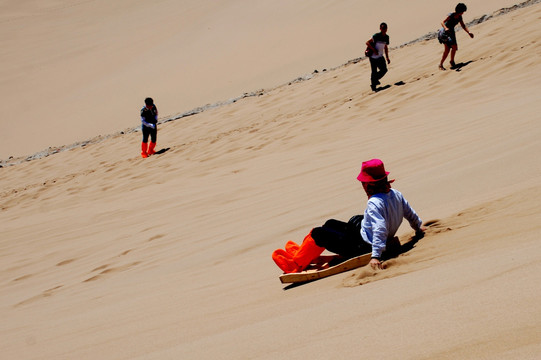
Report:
1,0,539,168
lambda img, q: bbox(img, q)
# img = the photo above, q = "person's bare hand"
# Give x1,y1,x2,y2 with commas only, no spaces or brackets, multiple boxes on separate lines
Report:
370,258,383,270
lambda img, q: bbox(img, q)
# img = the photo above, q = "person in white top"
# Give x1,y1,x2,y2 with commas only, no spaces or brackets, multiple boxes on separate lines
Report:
357,159,425,269
366,22,391,91
271,158,425,274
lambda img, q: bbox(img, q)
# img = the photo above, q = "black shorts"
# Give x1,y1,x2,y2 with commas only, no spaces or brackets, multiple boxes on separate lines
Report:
311,218,371,258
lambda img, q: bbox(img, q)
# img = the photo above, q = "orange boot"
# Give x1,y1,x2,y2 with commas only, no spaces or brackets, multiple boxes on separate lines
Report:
148,142,156,155
272,231,325,273
292,232,325,270
272,249,301,273
285,240,300,256
141,142,148,158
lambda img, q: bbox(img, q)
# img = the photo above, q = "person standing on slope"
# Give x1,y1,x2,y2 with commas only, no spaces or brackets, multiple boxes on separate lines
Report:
366,22,391,92
438,3,474,70
140,97,158,158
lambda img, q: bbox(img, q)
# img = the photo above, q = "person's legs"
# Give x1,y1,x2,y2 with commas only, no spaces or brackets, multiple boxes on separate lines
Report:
369,57,379,89
147,128,157,155
450,45,458,67
272,231,324,273
141,126,150,158
312,219,367,258
272,249,301,273
148,142,156,155
440,44,450,69
142,126,151,143
293,232,325,269
448,31,458,67
285,240,300,256
376,57,387,80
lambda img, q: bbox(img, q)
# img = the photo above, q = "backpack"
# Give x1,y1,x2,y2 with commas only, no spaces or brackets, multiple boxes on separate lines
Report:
365,46,373,57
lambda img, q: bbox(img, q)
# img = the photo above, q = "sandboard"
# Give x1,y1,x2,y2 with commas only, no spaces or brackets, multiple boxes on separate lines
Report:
279,253,372,284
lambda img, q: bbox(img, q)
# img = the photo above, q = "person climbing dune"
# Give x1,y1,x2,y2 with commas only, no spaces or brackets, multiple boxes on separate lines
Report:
366,22,391,91
438,3,474,70
140,97,158,158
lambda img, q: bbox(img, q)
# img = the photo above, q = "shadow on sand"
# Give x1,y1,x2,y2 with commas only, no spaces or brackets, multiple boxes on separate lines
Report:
155,147,171,155
451,60,474,71
373,84,392,92
372,80,405,93
372,59,474,94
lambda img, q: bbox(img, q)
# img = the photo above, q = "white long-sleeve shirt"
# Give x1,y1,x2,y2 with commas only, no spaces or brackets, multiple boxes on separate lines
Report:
361,188,422,258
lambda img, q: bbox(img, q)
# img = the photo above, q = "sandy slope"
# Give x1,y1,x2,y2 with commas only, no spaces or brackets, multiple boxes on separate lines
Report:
1,1,541,359
0,0,522,159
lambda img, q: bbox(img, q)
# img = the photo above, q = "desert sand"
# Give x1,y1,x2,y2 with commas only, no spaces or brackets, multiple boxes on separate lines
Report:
0,0,524,159
1,0,541,359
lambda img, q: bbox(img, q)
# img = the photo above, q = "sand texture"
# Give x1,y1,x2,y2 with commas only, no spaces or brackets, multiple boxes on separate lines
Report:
1,1,541,359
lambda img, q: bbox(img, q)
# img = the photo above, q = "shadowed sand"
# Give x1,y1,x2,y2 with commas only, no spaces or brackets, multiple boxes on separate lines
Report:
1,1,541,359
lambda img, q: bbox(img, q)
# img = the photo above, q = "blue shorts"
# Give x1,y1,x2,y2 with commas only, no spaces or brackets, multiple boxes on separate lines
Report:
438,28,457,46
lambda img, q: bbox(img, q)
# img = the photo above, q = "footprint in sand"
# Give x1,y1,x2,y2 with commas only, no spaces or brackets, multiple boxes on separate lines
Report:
423,219,452,234
56,258,76,266
15,285,64,307
12,274,33,282
91,264,109,272
147,234,165,242
83,262,142,283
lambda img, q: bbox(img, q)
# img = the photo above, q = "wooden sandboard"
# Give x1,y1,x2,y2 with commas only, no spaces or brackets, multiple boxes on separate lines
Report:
279,253,372,284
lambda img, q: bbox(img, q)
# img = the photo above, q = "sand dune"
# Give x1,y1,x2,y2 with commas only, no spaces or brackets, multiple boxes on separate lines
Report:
1,1,541,359
0,0,524,159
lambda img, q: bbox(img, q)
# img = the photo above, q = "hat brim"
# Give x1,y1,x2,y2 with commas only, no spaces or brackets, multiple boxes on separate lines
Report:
357,171,391,182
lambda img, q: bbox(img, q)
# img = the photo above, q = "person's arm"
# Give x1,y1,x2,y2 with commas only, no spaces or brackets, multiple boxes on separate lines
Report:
401,195,425,237
459,18,474,38
141,118,155,129
384,44,390,64
141,111,155,129
441,15,451,31
364,202,388,270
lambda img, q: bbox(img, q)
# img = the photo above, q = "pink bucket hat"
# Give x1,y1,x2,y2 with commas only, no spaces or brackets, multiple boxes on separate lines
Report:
357,159,394,183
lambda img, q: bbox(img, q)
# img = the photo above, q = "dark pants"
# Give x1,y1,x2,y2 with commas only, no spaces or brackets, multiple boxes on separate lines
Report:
142,126,157,143
370,57,388,86
311,218,371,258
